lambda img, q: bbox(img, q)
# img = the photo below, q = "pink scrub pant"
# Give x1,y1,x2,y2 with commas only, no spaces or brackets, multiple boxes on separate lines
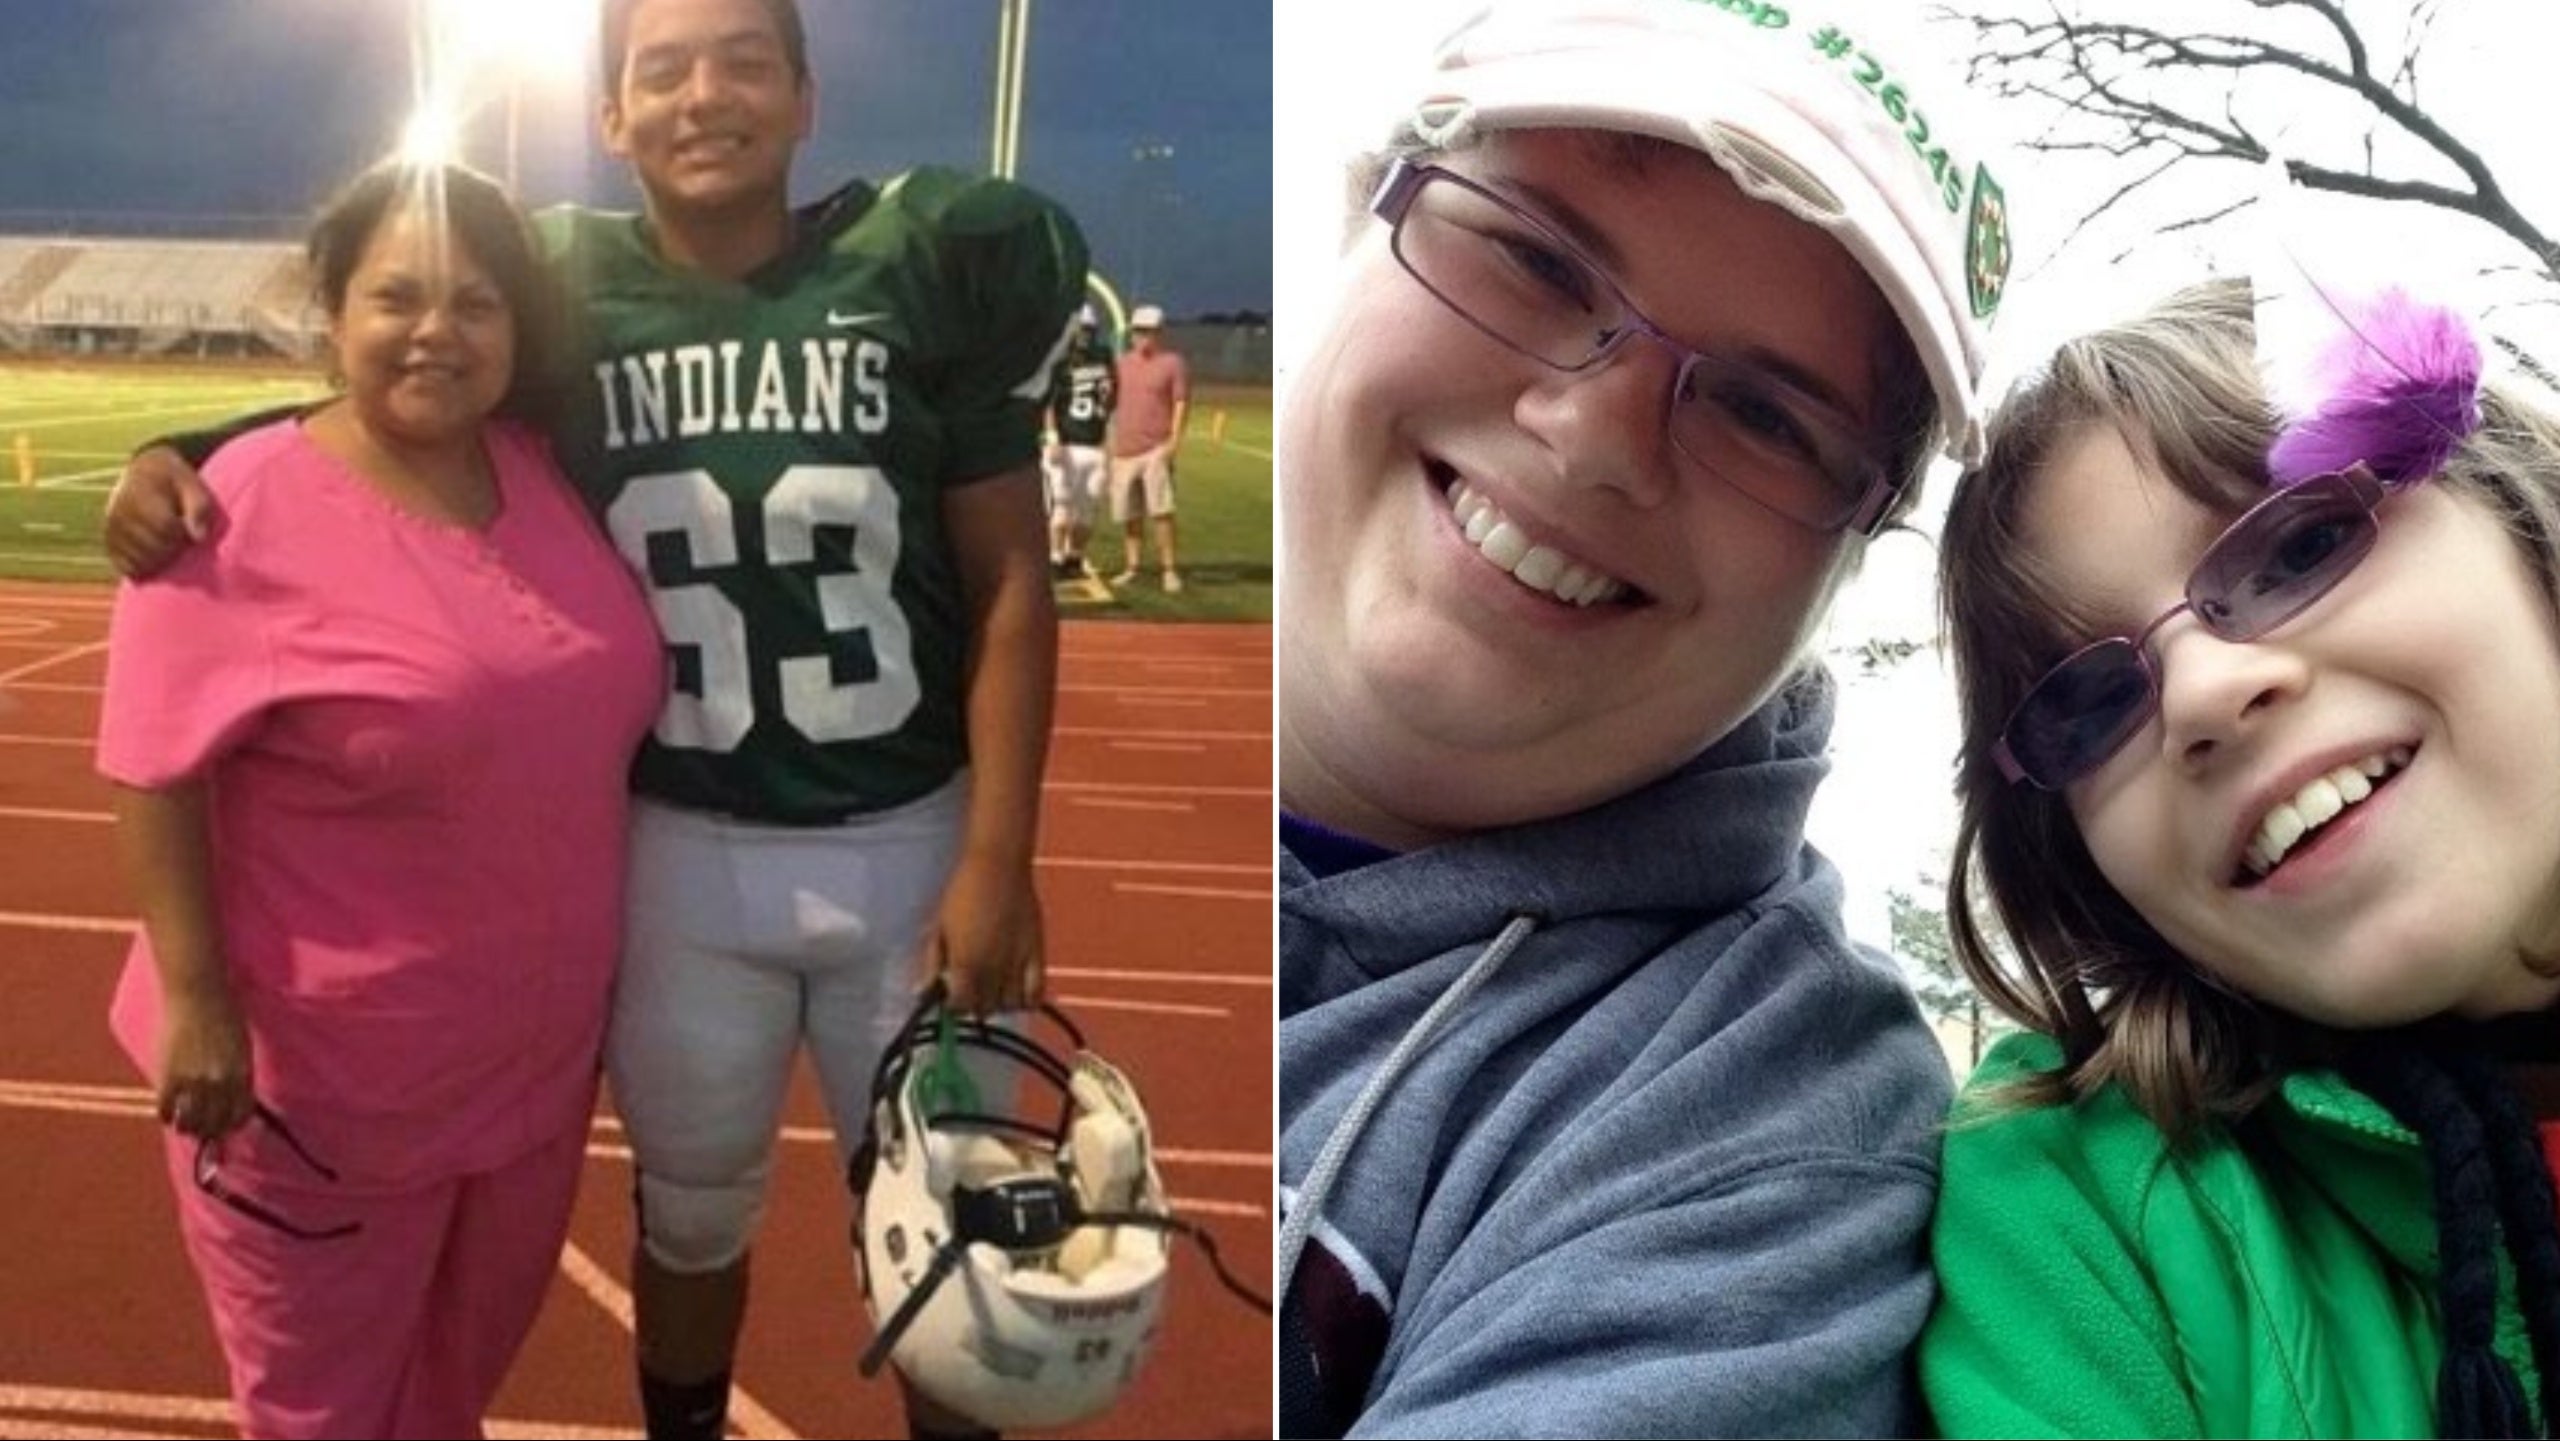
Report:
163,1120,585,1440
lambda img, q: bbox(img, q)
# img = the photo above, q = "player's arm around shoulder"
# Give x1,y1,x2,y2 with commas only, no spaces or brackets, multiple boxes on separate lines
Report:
1922,1033,2201,1439
102,406,311,577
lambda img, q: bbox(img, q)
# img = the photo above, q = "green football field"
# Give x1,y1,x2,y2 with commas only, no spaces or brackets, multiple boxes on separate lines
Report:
0,360,1273,621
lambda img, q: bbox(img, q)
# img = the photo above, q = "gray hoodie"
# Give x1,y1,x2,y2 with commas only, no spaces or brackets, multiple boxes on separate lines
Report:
1278,669,1953,1438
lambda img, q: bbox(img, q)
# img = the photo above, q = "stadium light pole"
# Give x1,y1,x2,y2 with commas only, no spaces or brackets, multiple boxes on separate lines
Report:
990,0,1031,178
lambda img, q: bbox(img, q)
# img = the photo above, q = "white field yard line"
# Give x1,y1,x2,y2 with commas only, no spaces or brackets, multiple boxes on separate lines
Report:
0,555,114,570
37,468,119,491
2,398,317,433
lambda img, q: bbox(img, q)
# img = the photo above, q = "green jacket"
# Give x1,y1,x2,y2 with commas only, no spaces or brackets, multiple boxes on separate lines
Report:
1921,1032,2544,1439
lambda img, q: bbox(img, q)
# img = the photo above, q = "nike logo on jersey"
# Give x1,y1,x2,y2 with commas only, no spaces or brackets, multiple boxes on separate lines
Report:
828,310,890,329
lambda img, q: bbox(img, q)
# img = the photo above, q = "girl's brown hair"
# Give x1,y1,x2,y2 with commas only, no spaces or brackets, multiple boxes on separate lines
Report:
1940,277,2560,1139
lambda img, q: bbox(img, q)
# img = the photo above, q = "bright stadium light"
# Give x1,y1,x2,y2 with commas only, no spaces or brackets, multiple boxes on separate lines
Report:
399,101,466,168
392,0,595,188
431,0,595,84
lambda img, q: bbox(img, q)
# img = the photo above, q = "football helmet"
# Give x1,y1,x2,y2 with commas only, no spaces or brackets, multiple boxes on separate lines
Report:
850,986,1171,1431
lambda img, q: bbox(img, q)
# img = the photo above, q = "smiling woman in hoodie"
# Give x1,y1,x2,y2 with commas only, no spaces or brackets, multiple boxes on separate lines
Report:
1273,1,2006,1435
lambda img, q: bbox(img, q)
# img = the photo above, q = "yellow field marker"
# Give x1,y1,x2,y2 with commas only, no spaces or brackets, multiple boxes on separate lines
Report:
12,434,30,489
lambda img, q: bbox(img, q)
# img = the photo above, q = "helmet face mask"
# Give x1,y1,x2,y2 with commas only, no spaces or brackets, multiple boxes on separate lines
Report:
851,995,1172,1430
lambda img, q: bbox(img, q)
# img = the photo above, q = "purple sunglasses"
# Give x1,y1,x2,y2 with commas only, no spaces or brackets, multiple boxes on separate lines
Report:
1991,463,2413,789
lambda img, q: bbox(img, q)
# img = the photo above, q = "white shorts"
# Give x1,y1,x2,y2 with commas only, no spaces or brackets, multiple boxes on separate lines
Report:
607,781,966,1272
1109,445,1177,523
1045,445,1107,526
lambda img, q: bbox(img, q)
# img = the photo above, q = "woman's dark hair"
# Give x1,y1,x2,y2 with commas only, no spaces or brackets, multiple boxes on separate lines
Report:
305,161,567,425
1939,277,2560,1139
600,0,809,90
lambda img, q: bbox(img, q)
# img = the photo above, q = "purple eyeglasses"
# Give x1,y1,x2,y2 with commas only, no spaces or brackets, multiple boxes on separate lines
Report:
1368,158,1903,535
1992,463,2413,789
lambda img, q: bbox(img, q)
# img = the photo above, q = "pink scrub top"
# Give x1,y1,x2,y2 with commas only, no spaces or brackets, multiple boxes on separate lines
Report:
100,417,663,1189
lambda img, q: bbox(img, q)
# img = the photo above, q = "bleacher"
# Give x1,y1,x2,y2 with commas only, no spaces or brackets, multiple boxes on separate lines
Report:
0,236,314,358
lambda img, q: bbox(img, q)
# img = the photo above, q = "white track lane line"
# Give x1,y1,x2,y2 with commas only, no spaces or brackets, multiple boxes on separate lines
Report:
1113,882,1272,901
0,1386,638,1439
0,1090,1274,1174
0,642,103,687
556,1243,796,1440
1069,796,1194,814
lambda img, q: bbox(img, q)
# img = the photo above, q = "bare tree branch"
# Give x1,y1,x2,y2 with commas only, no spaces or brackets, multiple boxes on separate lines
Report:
2157,195,2257,237
1944,1,2560,286
2492,335,2560,397
2042,152,2186,260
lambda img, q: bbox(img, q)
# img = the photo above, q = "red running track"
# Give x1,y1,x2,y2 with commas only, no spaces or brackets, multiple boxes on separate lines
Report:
0,584,1273,1440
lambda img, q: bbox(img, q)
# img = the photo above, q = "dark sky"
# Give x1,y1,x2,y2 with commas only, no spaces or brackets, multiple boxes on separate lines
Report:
0,1,1271,315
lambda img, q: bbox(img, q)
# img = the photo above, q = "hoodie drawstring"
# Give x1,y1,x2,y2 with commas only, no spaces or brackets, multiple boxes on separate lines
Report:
1276,912,1542,1307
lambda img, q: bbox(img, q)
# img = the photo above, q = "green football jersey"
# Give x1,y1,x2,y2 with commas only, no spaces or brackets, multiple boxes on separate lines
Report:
538,169,1088,822
1047,341,1116,447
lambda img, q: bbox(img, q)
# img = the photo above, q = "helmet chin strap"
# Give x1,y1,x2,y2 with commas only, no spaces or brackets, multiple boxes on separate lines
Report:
860,1236,969,1377
859,1168,1080,1377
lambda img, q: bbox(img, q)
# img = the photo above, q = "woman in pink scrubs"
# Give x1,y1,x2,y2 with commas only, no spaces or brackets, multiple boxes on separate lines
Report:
97,163,662,1440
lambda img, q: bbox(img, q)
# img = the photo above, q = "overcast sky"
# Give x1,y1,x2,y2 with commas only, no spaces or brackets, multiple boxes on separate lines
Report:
0,1,1271,314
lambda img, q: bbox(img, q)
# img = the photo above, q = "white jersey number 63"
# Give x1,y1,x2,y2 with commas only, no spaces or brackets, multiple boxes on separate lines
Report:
606,465,921,751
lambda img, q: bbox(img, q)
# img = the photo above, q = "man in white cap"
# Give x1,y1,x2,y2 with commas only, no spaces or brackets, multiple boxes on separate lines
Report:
1107,302,1190,592
1276,0,2009,1434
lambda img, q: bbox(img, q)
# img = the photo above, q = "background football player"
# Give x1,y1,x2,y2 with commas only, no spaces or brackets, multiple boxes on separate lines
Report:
1042,306,1116,579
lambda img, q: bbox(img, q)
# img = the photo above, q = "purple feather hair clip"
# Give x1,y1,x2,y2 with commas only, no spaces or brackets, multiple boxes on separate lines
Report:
2264,284,2484,488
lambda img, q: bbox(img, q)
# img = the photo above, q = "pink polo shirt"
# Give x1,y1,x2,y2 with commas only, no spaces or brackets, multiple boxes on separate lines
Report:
1111,344,1190,458
100,418,662,1189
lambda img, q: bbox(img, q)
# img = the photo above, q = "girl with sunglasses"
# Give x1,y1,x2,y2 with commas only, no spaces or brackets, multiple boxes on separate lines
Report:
1921,277,2560,1438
